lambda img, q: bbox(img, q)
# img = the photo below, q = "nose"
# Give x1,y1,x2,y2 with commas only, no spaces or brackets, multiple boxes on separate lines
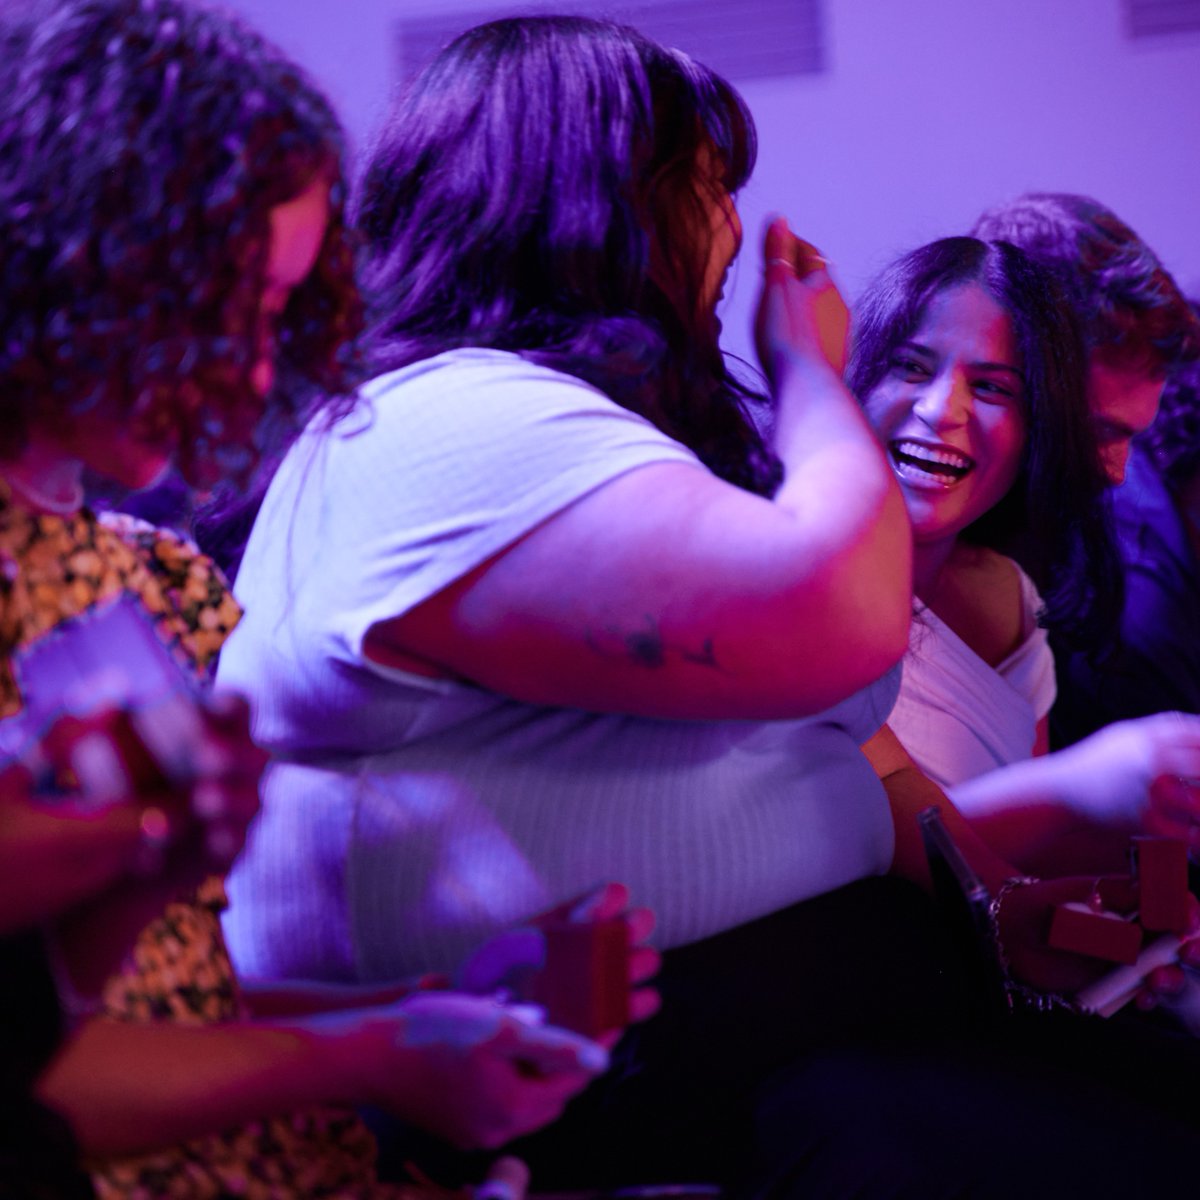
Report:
913,369,971,431
1101,439,1131,486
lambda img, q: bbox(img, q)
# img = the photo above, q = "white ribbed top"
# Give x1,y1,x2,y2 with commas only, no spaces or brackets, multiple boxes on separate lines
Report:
889,563,1056,791
220,350,897,981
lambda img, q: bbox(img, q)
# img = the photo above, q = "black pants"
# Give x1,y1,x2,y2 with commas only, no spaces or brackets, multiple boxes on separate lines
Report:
380,877,1200,1199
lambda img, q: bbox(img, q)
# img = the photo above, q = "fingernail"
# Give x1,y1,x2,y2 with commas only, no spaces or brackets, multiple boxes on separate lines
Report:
568,883,610,921
507,1003,546,1026
577,1041,610,1072
475,1158,531,1200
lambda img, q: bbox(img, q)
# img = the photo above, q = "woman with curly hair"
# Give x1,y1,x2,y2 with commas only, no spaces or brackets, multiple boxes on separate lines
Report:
0,3,619,1197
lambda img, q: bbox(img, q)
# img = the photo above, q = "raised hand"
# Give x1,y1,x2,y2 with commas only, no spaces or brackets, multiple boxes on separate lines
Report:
753,215,849,386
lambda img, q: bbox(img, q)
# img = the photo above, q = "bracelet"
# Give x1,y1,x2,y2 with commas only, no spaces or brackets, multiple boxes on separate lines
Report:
987,876,1084,1016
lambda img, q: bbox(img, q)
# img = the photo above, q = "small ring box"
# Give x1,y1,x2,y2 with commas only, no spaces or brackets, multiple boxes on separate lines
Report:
531,916,630,1038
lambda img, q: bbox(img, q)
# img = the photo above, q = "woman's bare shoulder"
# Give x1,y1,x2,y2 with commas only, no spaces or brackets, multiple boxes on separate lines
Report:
932,545,1023,667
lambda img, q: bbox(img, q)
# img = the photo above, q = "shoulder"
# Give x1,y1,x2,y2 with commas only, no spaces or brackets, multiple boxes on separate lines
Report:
359,348,683,443
932,545,1024,667
99,509,193,555
363,347,610,409
98,511,218,590
314,348,699,502
97,511,241,670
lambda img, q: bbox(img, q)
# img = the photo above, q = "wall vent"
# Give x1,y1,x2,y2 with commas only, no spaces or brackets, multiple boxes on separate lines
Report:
395,0,825,85
1126,0,1200,37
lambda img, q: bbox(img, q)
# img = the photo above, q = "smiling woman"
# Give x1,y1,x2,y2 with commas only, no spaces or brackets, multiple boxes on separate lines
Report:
863,281,1028,570
851,237,1112,647
851,237,1200,877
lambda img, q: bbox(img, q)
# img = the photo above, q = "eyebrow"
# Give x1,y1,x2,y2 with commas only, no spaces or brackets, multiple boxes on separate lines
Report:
897,340,1024,380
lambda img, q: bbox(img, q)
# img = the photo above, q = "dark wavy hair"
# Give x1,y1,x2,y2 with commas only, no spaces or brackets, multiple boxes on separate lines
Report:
0,0,362,488
1142,303,1200,493
352,15,777,495
972,193,1200,375
849,237,1121,646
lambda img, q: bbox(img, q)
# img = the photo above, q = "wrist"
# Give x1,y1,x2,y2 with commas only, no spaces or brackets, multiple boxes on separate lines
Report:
770,347,842,396
305,1005,424,1112
293,1010,376,1106
988,877,1085,1016
1044,745,1096,819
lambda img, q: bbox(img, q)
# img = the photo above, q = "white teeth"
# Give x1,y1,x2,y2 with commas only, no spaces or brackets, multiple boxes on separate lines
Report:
892,441,972,471
889,440,974,489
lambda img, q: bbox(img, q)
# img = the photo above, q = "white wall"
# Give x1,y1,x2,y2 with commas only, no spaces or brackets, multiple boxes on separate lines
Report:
724,0,1200,365
228,0,1200,367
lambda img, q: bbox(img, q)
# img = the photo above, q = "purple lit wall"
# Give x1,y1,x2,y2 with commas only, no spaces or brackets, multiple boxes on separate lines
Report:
227,0,1200,369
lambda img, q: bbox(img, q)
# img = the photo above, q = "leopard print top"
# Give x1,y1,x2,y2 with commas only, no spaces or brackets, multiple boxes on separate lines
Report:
0,495,404,1198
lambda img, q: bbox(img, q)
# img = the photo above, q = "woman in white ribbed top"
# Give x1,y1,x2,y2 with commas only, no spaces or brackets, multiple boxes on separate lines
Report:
220,16,915,984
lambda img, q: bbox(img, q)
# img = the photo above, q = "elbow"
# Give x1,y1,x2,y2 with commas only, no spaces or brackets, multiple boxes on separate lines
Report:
875,566,915,666
843,605,908,697
837,492,914,682
866,606,910,680
865,490,913,660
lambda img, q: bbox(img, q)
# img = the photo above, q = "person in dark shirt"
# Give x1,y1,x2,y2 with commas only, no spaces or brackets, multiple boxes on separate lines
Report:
1054,350,1200,740
972,194,1200,746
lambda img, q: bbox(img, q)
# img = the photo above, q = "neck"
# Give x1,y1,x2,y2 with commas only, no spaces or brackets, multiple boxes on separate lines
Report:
0,437,84,516
912,537,958,606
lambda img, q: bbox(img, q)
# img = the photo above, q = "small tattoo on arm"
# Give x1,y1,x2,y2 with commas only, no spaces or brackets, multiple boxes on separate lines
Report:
587,617,722,672
625,621,665,667
682,638,718,669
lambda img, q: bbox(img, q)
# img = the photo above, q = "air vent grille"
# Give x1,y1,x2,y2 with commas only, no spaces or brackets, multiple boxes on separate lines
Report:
395,0,824,84
1126,0,1200,37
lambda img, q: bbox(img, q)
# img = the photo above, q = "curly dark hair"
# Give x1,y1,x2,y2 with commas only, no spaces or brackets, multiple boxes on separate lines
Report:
971,193,1200,376
850,237,1122,647
353,15,777,496
0,0,362,488
1141,303,1200,492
